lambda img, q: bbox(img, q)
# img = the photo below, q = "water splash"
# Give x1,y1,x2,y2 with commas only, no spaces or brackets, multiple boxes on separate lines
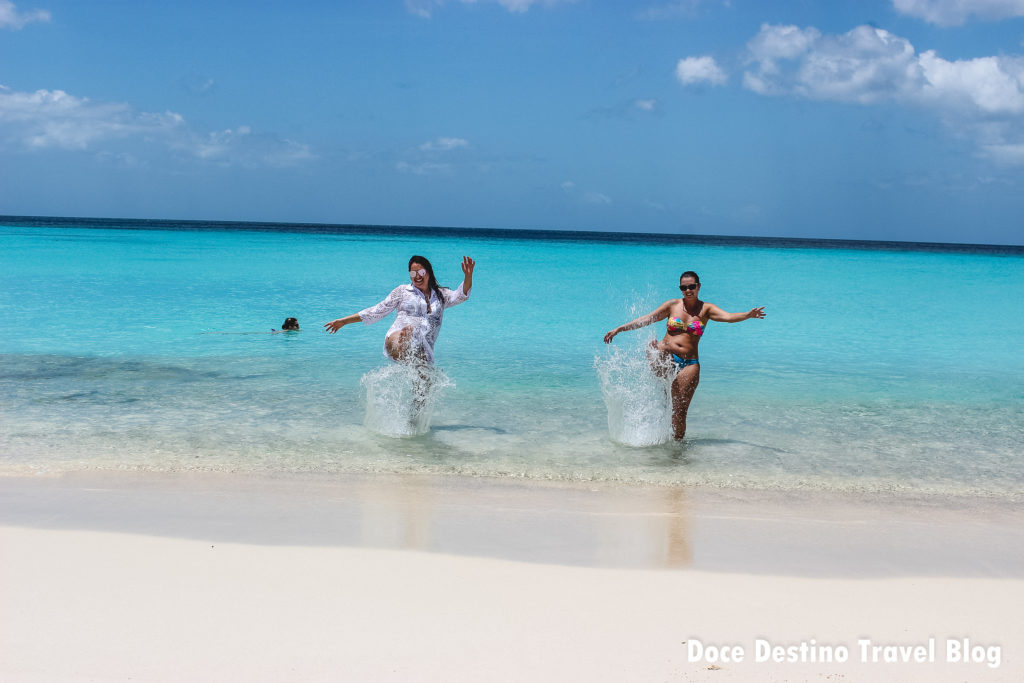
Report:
595,341,674,447
360,362,454,437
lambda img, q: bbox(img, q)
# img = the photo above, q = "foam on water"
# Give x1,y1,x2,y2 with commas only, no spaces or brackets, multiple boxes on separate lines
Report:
595,343,673,447
361,362,454,437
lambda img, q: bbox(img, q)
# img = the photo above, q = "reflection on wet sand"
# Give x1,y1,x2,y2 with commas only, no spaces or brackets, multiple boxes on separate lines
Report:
351,475,693,569
5,471,1021,577
358,475,435,552
662,487,692,568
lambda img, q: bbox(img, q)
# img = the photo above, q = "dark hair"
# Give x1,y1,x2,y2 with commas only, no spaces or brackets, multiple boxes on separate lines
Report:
281,317,299,330
679,271,700,284
409,255,445,309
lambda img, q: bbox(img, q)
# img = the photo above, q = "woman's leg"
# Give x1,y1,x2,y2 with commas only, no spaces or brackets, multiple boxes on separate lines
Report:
411,361,432,412
670,364,700,440
385,326,415,361
386,327,432,412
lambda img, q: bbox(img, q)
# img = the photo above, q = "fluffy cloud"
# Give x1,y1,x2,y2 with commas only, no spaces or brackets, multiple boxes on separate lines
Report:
0,85,312,167
406,0,575,18
0,0,49,30
746,23,820,63
0,88,183,149
675,56,728,86
741,23,1024,162
742,24,1024,113
743,24,923,103
892,0,1024,26
919,51,1024,113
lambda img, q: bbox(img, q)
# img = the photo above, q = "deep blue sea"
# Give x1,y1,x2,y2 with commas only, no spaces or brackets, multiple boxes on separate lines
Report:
2,216,1022,499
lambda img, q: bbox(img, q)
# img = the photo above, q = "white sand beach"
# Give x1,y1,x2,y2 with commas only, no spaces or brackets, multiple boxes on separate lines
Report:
1,472,1022,682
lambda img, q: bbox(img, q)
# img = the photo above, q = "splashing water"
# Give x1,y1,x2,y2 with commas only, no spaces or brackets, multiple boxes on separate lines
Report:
360,362,454,437
595,341,674,447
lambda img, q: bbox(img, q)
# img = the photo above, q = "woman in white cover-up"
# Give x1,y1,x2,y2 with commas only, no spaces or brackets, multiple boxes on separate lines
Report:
324,255,475,364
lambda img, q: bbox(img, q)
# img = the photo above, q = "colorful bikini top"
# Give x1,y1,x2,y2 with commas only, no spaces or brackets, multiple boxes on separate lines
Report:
667,317,704,336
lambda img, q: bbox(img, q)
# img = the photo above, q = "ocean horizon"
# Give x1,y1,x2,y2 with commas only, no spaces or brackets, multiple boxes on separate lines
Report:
4,214,1023,253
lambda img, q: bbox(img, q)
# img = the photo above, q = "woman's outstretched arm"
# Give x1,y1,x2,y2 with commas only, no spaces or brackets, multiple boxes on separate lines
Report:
604,300,673,343
706,304,766,323
324,313,362,334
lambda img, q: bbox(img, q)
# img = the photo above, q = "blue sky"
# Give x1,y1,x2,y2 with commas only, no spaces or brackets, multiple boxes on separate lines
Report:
1,0,1023,244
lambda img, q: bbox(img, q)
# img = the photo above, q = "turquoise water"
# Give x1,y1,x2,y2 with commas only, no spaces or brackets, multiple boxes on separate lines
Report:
1,218,1022,498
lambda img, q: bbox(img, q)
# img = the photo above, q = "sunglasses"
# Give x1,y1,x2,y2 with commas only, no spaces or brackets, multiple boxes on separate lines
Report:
679,283,699,291
410,268,427,279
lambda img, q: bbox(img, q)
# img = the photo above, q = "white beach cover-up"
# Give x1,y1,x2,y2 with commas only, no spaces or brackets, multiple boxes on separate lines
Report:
358,283,470,363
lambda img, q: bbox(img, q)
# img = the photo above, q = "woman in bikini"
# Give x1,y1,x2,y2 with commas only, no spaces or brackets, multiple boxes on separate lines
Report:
324,255,475,364
603,271,765,440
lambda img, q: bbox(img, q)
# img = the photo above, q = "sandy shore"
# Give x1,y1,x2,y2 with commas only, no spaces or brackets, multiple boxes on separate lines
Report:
1,472,1022,681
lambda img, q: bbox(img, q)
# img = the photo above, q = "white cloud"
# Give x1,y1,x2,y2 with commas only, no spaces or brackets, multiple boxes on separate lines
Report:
181,125,313,167
740,23,1024,163
892,0,1024,26
746,23,820,62
0,88,183,149
744,24,923,103
675,56,728,86
587,98,661,120
0,85,313,167
406,0,575,18
743,24,1024,113
419,136,469,152
980,142,1024,163
963,120,1024,164
919,51,1024,113
397,137,469,175
0,0,49,30
396,161,453,175
583,191,612,204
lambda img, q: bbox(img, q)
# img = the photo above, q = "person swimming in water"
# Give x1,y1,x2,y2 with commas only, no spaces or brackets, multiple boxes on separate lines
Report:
603,270,765,440
324,255,475,364
272,317,300,333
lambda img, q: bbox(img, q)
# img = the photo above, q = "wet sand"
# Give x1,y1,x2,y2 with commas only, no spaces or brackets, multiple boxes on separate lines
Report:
1,471,1022,681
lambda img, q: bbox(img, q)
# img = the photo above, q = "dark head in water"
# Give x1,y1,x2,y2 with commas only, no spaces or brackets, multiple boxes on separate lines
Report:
281,318,300,330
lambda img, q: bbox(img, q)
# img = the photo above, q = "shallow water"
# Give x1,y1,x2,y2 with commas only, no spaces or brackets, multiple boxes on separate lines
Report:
1,217,1022,499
